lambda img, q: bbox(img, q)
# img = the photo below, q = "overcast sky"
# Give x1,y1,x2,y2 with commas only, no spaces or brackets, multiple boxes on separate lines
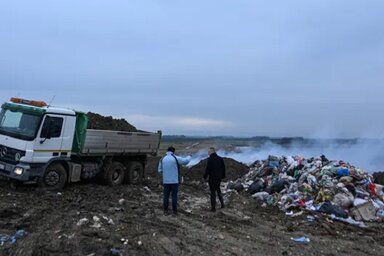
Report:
1,0,384,138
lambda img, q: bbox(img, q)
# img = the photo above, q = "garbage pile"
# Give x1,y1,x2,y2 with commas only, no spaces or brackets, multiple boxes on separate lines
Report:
227,155,384,225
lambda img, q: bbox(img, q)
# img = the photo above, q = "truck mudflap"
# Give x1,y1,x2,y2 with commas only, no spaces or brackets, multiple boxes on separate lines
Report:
68,162,82,182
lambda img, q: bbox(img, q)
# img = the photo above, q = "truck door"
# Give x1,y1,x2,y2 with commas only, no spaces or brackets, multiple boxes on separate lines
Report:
33,114,66,163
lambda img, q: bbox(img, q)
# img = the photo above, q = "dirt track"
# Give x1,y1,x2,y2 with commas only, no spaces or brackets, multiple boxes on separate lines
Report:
0,157,383,256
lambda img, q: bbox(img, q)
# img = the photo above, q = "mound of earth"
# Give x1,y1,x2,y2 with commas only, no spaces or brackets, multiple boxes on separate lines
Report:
87,112,137,132
373,171,384,185
145,157,249,183
183,157,249,182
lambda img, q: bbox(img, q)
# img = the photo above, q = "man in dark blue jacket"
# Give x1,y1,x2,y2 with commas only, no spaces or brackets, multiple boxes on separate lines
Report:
204,147,226,212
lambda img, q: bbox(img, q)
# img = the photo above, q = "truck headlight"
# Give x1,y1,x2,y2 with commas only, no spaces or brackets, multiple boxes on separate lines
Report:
14,167,24,175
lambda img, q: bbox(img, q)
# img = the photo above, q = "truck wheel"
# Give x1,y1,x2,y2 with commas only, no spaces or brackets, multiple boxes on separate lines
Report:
42,163,67,190
126,161,144,184
103,162,125,186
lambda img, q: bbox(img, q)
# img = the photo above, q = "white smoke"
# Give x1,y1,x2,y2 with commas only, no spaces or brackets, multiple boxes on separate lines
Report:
185,139,384,173
187,149,209,167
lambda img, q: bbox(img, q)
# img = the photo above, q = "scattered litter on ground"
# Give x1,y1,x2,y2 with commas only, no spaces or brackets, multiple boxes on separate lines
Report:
0,230,26,246
0,155,383,255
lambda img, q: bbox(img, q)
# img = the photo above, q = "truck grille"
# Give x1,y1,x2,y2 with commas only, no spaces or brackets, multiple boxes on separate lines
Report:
0,144,26,165
0,169,10,175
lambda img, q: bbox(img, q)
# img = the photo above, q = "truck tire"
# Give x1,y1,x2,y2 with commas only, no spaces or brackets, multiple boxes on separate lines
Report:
42,163,67,191
103,161,125,186
126,161,144,184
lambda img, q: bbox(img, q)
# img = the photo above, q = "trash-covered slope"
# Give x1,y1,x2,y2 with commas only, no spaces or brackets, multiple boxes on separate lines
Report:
227,155,384,224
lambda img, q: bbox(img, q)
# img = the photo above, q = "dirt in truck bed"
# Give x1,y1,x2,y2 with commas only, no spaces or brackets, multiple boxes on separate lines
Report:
0,157,383,256
86,112,137,132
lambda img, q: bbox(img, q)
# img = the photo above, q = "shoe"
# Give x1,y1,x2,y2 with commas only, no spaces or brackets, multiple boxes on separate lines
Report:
164,210,170,216
210,208,216,212
221,204,225,209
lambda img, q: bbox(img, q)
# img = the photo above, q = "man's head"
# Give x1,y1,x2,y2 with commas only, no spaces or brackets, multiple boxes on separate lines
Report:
208,147,216,156
167,146,176,153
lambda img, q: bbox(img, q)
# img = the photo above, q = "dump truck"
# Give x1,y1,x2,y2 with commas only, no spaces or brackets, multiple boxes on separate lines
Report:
0,97,161,190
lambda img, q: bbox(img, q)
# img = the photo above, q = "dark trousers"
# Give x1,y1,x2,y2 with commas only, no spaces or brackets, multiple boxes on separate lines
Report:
163,183,179,213
209,180,224,210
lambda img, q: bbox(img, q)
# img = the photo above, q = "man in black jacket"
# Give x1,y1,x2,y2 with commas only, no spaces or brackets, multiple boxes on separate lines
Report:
204,147,226,212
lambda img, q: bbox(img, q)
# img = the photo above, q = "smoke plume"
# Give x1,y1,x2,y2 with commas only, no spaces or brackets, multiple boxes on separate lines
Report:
186,139,384,173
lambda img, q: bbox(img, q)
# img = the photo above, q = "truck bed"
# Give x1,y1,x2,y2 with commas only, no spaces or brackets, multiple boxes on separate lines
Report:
80,129,161,156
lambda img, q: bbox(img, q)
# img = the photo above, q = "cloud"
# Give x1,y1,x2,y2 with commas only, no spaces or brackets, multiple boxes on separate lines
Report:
174,117,230,128
126,114,232,134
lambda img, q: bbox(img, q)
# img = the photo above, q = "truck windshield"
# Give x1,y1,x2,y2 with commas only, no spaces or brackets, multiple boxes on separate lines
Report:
0,108,42,140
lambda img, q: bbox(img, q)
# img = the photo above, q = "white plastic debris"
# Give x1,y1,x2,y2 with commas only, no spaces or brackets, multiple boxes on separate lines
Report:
330,215,367,228
76,218,89,226
291,236,310,244
90,222,101,229
354,198,368,206
121,238,129,245
307,215,316,222
286,211,294,216
90,216,102,228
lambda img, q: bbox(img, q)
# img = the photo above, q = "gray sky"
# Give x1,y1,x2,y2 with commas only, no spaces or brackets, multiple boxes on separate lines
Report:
1,0,384,138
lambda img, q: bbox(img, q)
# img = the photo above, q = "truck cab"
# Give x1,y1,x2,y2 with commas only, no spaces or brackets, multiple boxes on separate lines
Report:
0,98,76,183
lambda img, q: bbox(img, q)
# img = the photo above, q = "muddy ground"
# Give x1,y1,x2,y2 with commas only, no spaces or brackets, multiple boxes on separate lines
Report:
0,157,384,256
